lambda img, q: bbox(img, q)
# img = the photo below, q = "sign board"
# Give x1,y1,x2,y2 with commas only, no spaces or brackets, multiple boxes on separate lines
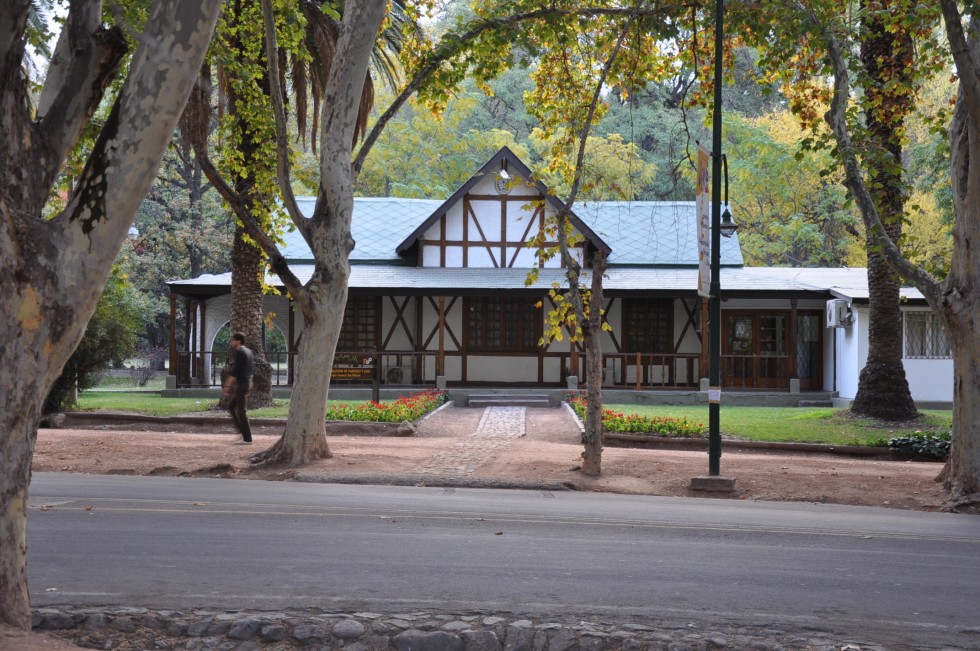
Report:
696,145,711,298
331,366,375,381
331,353,376,381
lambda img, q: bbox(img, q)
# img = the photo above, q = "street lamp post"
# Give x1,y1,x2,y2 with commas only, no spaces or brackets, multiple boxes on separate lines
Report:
693,0,737,491
708,0,725,477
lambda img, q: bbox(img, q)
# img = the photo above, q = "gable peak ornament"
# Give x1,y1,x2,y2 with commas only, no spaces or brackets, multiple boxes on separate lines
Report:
495,166,512,195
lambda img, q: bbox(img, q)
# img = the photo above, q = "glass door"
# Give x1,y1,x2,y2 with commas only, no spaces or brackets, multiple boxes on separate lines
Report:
723,312,790,389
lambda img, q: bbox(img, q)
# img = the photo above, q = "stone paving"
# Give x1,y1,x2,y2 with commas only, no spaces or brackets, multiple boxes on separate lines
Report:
35,605,963,651
413,407,527,478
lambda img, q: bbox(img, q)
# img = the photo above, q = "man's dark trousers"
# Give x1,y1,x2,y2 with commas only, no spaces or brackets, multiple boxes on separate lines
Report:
229,380,252,442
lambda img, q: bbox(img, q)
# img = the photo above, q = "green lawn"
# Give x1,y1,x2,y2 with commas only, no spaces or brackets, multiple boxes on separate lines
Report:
74,392,299,419
73,392,952,447
91,375,167,391
608,404,952,446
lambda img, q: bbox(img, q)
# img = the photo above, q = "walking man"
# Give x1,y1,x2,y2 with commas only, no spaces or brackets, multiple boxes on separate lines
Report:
225,332,254,444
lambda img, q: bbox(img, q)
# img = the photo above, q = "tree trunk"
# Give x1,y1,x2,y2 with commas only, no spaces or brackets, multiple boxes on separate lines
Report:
0,377,41,628
580,252,608,476
941,30,980,507
251,275,347,465
227,226,274,408
0,0,222,628
850,0,918,421
247,0,384,465
944,312,980,507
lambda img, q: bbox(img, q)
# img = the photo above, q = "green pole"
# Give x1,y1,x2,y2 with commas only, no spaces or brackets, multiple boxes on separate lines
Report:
708,0,724,476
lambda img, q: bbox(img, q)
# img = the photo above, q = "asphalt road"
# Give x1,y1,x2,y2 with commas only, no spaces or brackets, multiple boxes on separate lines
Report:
26,473,980,648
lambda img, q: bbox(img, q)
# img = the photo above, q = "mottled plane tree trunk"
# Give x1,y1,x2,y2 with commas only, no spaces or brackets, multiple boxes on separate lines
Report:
245,0,387,465
0,0,222,628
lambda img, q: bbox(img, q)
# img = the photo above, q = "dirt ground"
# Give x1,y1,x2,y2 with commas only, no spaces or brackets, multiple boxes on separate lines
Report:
12,404,952,648
32,405,949,511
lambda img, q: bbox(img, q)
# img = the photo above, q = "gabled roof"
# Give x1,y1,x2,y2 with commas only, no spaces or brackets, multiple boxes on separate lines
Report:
574,201,743,267
394,146,612,256
271,148,746,269
169,264,917,302
280,197,443,263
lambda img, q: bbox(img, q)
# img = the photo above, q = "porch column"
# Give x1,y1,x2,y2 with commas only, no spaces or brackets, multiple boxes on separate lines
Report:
789,299,798,380
437,296,446,377
199,301,207,382
415,296,423,383
169,293,178,378
287,296,295,385
184,299,194,382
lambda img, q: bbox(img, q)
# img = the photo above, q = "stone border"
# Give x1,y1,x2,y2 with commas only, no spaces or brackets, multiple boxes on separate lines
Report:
32,606,891,651
57,400,456,437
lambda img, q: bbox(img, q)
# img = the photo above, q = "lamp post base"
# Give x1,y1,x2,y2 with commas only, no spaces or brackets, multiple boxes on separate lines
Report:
690,476,736,492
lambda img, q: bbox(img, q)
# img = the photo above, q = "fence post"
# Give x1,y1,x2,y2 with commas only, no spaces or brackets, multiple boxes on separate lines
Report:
635,352,641,390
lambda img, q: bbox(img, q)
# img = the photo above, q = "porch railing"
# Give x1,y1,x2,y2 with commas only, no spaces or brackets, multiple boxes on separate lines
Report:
600,353,701,389
722,354,790,389
174,349,797,390
173,350,439,388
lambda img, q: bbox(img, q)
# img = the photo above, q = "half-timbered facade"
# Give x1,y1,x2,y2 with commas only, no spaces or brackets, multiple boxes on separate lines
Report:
166,147,954,406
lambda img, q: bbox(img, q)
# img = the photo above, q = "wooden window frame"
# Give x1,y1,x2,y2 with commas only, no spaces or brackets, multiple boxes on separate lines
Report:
466,296,540,353
338,296,381,352
622,298,673,354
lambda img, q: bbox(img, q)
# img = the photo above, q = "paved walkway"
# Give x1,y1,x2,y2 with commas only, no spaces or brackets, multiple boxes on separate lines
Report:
413,407,526,478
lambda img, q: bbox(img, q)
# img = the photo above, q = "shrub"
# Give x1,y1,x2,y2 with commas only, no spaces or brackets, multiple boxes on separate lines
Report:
565,395,706,438
886,431,950,460
45,266,140,411
326,389,447,423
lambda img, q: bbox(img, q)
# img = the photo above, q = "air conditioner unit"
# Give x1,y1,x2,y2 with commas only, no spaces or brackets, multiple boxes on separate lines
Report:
384,365,413,384
826,299,853,328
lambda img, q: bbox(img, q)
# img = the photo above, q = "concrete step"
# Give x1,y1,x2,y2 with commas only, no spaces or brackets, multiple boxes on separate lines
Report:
467,394,552,408
797,400,834,408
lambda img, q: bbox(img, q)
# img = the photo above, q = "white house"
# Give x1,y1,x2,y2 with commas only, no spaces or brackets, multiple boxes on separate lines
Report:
166,147,953,408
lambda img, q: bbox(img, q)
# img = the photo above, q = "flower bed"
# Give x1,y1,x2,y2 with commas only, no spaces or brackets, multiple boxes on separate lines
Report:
326,389,447,423
565,395,706,438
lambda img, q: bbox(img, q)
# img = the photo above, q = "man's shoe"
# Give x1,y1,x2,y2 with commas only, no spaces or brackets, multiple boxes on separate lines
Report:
233,440,252,445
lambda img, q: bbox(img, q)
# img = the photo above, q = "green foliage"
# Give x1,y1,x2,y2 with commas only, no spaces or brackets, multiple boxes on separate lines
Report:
566,395,706,438
880,431,951,460
123,153,233,349
529,130,657,201
725,111,862,267
45,267,141,411
357,90,526,197
326,389,447,422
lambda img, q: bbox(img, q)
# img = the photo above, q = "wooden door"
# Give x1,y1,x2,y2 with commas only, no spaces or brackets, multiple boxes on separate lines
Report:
723,312,790,389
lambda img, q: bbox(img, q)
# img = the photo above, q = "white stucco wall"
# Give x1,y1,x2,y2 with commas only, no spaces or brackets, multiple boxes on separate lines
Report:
466,355,539,382
901,309,953,403
833,305,866,400
833,305,954,403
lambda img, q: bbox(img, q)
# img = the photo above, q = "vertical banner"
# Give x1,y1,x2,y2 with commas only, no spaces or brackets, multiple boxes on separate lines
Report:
696,145,711,298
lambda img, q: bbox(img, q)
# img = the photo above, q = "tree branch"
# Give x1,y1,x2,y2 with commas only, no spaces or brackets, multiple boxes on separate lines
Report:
260,0,310,241
351,2,673,177
35,3,127,189
190,140,303,294
940,0,980,119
